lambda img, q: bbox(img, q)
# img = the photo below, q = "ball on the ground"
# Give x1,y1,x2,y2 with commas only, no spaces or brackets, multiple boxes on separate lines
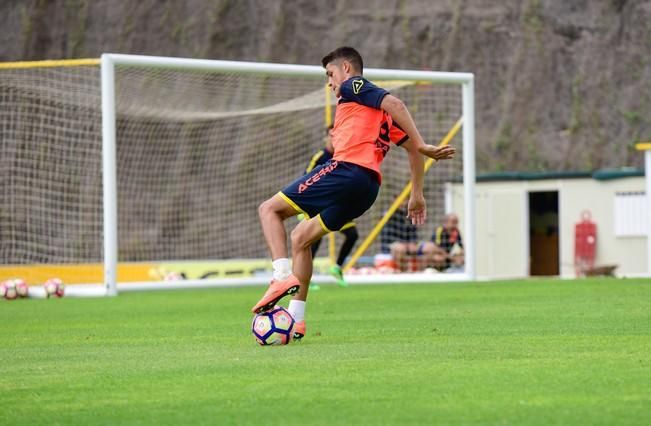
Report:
164,271,184,281
1,280,18,300
14,279,29,298
252,306,295,346
44,278,65,298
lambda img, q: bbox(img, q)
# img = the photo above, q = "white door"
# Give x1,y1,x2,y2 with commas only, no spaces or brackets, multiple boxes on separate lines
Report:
476,190,527,278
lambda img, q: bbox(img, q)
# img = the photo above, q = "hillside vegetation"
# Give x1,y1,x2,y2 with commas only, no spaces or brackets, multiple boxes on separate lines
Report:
1,0,650,172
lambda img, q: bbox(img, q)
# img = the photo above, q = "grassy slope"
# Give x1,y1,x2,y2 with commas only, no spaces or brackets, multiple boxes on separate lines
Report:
1,278,650,425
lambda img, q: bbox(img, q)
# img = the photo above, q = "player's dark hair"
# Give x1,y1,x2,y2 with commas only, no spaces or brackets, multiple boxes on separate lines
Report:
321,47,364,74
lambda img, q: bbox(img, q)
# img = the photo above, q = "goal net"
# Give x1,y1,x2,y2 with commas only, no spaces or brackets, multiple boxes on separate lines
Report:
0,60,104,287
0,54,475,294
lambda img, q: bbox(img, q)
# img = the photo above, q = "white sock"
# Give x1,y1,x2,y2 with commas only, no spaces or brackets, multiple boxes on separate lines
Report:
288,300,306,322
272,258,291,281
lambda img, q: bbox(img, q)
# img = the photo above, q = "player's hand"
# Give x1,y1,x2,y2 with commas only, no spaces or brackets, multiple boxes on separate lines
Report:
407,194,427,225
418,144,456,161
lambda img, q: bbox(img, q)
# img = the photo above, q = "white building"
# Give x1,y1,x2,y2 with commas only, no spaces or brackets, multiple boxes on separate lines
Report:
450,168,647,279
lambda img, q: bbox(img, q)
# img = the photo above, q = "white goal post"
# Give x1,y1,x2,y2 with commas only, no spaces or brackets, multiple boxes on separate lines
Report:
99,53,476,295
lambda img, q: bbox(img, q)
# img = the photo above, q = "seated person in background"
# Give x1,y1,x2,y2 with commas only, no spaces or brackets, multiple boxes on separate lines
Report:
379,205,420,272
421,213,464,271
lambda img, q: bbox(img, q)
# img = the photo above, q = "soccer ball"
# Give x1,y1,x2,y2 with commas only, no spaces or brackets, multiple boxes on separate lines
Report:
14,279,29,298
1,280,18,300
164,271,184,281
252,306,295,346
44,278,65,298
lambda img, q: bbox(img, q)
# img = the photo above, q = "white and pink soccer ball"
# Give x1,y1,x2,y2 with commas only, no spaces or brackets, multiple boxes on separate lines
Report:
252,306,295,346
163,271,184,281
44,278,65,298
13,279,29,298
1,280,18,300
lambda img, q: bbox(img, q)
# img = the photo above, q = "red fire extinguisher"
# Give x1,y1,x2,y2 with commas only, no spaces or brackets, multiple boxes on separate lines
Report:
574,210,596,276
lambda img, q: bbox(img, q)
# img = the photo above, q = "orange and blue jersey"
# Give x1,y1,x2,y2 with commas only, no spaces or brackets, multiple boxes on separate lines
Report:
277,77,408,232
388,120,409,146
331,76,407,183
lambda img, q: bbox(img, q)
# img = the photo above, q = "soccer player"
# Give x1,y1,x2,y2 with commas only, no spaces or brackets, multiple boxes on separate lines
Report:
304,125,358,289
421,212,464,271
253,46,455,340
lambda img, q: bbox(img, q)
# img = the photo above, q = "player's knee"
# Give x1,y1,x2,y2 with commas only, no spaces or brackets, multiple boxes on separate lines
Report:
347,228,359,243
258,198,278,219
343,227,359,244
391,242,407,256
290,226,311,250
258,200,270,218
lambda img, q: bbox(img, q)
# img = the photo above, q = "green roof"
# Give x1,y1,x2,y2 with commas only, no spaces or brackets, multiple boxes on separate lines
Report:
476,168,644,182
591,167,644,180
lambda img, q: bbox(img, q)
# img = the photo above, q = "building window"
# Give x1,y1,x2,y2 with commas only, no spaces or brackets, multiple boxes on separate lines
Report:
614,191,647,237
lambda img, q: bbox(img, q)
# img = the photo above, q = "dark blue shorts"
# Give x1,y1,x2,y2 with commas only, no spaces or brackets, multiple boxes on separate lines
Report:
279,160,380,232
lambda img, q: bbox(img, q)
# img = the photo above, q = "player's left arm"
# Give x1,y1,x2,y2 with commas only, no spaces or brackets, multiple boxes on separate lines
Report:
388,122,425,225
380,95,425,147
380,95,456,161
399,137,426,225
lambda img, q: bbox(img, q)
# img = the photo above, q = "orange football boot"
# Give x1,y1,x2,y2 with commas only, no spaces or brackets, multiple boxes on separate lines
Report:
251,275,300,314
293,320,306,341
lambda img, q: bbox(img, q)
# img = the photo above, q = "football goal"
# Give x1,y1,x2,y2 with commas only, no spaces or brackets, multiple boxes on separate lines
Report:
0,54,475,295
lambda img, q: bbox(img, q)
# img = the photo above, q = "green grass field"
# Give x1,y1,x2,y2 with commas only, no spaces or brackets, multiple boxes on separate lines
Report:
2,278,651,425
